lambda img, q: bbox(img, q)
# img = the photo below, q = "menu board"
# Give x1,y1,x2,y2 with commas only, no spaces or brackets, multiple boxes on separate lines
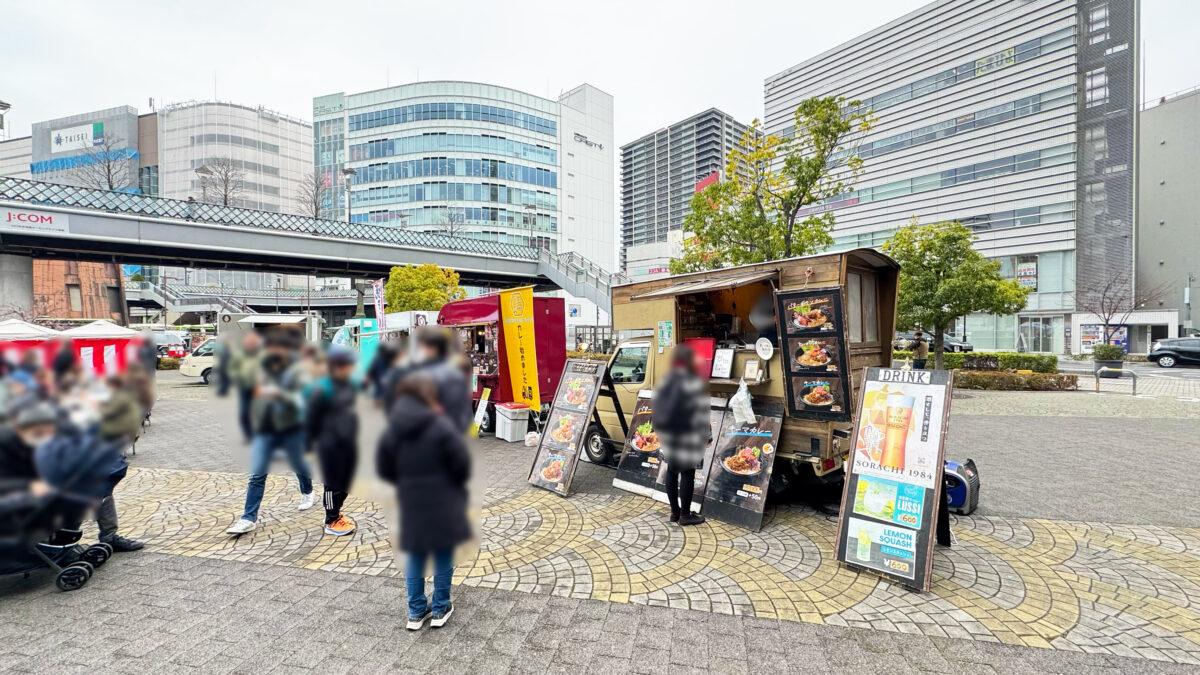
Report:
527,359,604,496
700,402,785,531
651,398,727,513
776,289,852,422
611,391,662,497
835,367,953,592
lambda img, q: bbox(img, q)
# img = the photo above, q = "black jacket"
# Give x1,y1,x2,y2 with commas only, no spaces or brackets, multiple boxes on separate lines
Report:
0,426,37,495
305,376,359,454
376,395,471,553
418,360,473,433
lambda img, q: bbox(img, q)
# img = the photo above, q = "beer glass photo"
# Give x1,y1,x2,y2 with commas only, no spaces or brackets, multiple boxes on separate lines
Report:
880,393,915,471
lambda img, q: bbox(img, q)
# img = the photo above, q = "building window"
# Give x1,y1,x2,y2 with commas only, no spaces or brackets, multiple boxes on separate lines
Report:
1085,68,1109,107
1088,4,1110,45
67,284,82,312
106,286,123,315
1085,126,1108,162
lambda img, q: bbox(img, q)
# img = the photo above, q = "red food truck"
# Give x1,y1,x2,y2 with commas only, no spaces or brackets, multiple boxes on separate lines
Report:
437,295,566,433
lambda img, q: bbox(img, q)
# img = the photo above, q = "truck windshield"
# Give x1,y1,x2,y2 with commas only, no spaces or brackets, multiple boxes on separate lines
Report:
611,346,649,384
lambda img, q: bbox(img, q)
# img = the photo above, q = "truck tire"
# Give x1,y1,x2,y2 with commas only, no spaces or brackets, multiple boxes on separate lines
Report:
201,368,212,385
583,424,610,464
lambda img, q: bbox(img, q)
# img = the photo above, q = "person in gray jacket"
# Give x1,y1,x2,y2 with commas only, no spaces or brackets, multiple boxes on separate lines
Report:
413,329,473,433
226,334,316,534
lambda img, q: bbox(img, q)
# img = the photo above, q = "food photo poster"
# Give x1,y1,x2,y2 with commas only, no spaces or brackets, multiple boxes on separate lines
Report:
776,289,852,422
701,402,785,531
527,359,604,496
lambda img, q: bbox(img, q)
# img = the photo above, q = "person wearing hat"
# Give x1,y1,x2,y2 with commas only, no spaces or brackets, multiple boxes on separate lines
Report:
0,400,57,498
306,345,361,535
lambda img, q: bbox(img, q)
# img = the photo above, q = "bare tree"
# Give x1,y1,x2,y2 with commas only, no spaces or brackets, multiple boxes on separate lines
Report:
432,202,466,237
296,168,329,219
1076,271,1171,343
0,297,51,324
71,133,133,191
197,157,245,207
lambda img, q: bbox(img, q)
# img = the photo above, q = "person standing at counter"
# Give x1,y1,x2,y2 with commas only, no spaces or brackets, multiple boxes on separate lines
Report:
653,344,711,526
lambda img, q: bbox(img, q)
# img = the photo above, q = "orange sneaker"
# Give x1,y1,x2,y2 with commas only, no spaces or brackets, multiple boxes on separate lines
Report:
324,515,356,536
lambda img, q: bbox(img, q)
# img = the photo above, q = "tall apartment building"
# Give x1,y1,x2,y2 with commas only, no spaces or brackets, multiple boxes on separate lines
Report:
620,109,752,280
764,0,1139,354
314,81,615,324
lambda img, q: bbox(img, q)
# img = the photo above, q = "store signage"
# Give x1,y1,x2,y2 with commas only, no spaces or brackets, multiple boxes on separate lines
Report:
499,286,540,407
1016,258,1038,290
0,207,68,233
573,132,604,150
700,401,785,531
836,367,953,592
975,46,1016,77
51,122,103,154
775,288,853,422
528,359,604,496
656,320,674,352
647,266,670,275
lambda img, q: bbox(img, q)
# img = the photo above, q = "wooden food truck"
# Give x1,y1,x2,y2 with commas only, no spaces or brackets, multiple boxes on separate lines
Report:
437,295,567,433
588,248,899,488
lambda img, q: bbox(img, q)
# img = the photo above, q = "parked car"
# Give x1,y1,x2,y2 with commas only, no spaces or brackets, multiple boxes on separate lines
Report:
139,329,188,359
892,331,974,352
1148,337,1200,368
179,338,217,384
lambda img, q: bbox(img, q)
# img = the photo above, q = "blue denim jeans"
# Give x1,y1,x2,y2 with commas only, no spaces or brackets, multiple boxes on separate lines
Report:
406,549,454,618
240,429,312,522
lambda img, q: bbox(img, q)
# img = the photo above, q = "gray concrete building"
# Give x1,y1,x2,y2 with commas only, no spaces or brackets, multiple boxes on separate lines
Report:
1137,87,1200,334
620,108,752,280
764,0,1140,354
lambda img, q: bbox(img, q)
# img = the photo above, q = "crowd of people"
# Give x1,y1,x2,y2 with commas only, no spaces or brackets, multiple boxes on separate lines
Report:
212,327,473,630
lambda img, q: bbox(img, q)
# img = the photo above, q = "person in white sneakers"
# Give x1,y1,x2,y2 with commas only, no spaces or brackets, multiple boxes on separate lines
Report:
227,334,316,534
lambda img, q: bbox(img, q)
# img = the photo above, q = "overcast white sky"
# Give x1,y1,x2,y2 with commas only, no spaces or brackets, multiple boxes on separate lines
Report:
2,0,1198,147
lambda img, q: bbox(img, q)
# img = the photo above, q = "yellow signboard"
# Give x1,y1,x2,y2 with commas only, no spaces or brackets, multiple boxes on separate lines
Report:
499,286,540,408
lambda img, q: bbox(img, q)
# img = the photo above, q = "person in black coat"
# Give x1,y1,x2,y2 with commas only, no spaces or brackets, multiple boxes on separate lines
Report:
654,344,711,526
306,346,360,536
376,373,471,631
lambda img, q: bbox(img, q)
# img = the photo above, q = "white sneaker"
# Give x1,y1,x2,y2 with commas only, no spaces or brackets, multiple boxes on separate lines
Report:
298,492,316,511
226,518,256,534
406,610,431,631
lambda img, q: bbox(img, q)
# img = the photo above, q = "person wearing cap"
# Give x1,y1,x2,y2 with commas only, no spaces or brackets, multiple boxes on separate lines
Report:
305,345,360,535
0,401,56,498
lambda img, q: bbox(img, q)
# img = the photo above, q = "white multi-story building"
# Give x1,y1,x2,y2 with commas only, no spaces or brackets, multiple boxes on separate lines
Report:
765,0,1138,354
314,81,616,325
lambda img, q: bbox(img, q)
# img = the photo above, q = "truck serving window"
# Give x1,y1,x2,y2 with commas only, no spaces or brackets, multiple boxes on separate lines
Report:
610,346,649,384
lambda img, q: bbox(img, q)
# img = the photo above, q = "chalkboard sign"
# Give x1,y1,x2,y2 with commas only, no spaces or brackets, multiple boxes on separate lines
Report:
835,368,954,592
775,289,852,422
700,401,785,531
528,359,604,496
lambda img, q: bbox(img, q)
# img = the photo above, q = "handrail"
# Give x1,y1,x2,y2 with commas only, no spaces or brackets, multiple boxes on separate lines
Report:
1094,367,1137,396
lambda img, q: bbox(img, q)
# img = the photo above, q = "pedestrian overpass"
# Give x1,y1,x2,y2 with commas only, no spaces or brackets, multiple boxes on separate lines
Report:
0,177,626,314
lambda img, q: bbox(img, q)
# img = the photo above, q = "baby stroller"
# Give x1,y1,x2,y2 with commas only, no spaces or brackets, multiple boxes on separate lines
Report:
0,492,112,591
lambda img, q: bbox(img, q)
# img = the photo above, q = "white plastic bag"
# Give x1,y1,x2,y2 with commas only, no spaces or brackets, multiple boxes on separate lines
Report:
525,431,540,447
731,378,756,425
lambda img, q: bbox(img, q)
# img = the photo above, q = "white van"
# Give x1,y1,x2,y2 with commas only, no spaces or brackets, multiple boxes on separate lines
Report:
179,338,217,384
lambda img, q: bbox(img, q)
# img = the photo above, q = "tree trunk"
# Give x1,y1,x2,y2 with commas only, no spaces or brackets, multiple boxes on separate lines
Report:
934,326,946,370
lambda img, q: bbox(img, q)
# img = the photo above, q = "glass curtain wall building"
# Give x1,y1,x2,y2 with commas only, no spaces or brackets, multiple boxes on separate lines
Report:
764,0,1138,353
619,108,753,280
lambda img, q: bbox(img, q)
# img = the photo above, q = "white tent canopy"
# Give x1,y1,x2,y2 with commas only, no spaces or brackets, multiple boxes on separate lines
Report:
0,318,62,341
62,320,141,340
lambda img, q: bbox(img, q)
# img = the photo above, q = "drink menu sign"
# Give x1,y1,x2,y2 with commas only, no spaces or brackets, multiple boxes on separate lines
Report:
835,368,954,592
528,359,604,496
701,402,785,531
775,289,852,422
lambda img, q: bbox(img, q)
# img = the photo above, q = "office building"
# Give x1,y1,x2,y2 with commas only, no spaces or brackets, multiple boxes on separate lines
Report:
620,109,752,280
314,80,615,324
764,0,1139,354
1137,87,1200,336
0,135,31,179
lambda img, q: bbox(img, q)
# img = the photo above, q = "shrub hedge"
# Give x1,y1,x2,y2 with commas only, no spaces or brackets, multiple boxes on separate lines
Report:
893,350,1058,373
953,370,1078,391
1090,343,1126,361
157,357,181,371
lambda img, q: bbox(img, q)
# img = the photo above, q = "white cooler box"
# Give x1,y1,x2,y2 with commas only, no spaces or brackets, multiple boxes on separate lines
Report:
495,402,530,443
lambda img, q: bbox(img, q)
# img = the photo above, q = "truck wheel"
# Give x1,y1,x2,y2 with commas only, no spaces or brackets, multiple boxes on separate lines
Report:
583,424,610,464
201,369,212,385
479,406,495,434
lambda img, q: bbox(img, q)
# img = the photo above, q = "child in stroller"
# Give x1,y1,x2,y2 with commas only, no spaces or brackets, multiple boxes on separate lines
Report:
0,402,126,591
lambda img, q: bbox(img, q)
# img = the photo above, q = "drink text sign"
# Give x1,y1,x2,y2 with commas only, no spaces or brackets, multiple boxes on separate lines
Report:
835,368,954,592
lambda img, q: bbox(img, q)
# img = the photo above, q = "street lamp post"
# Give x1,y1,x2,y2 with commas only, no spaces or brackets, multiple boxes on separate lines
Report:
341,168,357,225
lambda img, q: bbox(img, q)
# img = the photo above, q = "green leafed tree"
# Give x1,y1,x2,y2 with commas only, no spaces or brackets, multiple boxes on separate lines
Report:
882,220,1029,369
383,263,465,312
671,97,874,274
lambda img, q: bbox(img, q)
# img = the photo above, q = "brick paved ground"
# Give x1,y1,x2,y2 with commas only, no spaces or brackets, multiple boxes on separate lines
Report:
3,372,1198,673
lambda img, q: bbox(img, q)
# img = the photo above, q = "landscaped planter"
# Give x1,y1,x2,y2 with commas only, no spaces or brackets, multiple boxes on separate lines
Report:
1094,360,1124,378
1091,344,1126,378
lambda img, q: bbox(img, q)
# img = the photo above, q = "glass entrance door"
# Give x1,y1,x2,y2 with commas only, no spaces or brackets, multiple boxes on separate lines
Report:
1018,316,1053,353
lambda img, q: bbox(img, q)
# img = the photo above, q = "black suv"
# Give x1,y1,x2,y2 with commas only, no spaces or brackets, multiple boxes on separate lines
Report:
1148,338,1200,368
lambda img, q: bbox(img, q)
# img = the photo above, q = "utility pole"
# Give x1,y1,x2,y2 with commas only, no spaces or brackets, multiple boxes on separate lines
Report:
1187,272,1195,332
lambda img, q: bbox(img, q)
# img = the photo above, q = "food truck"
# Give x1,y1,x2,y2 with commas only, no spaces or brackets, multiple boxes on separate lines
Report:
588,248,900,488
437,295,567,433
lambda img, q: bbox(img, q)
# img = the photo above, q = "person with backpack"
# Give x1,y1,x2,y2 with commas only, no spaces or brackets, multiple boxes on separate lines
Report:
306,346,360,536
376,373,471,631
653,343,711,526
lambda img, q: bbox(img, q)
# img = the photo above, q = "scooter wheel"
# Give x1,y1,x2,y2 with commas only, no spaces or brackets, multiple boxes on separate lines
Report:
55,566,90,591
83,545,111,569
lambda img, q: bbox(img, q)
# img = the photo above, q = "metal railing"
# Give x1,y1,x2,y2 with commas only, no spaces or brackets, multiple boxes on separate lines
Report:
0,177,540,261
538,249,630,296
1094,366,1138,396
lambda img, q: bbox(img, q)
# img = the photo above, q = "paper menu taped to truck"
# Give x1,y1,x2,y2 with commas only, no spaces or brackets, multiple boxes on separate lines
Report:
835,367,953,592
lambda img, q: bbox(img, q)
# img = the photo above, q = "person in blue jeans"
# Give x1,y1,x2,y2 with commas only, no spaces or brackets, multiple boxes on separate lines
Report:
377,373,471,630
226,335,316,534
